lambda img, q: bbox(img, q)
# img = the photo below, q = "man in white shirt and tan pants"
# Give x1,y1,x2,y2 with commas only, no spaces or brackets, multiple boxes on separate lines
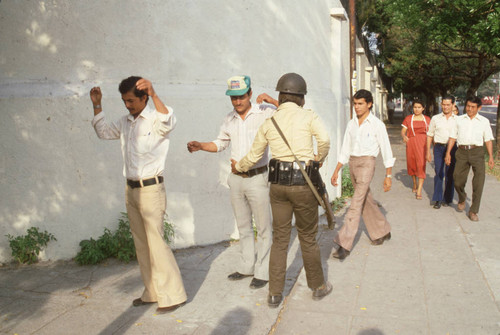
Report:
187,75,274,289
445,95,494,221
91,76,187,314
331,89,395,260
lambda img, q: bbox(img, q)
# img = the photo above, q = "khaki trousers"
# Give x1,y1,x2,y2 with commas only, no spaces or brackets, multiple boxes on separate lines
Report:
453,147,485,214
228,173,272,281
126,183,187,308
269,184,325,295
334,156,391,251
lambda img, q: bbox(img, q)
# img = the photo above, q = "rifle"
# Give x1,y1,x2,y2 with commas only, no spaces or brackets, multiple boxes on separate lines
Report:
307,162,336,230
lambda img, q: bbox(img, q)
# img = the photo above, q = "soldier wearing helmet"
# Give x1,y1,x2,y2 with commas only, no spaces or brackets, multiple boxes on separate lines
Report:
231,73,332,308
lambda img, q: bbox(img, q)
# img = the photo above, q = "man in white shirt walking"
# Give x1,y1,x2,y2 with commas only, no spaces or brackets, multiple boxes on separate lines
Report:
90,76,187,314
445,95,494,221
426,95,457,209
331,89,395,260
187,75,274,289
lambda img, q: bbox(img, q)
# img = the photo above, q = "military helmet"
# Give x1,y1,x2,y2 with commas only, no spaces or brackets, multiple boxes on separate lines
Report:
275,73,307,95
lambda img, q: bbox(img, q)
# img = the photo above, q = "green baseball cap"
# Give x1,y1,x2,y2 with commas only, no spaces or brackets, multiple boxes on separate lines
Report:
225,75,251,96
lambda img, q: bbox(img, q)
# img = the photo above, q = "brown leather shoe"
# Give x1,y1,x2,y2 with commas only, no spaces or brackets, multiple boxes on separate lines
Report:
371,232,391,245
312,281,333,301
468,212,479,221
457,201,466,212
156,301,186,314
332,246,350,260
267,294,283,308
132,298,155,307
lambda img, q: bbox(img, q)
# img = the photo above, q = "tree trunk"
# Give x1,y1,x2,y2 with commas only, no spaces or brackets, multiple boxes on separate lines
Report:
424,91,438,116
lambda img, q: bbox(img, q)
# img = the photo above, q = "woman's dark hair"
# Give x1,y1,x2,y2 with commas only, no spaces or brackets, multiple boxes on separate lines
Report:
412,99,426,108
119,76,148,102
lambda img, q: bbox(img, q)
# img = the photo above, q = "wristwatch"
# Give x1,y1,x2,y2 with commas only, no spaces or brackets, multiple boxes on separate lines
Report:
93,105,101,109
385,175,392,178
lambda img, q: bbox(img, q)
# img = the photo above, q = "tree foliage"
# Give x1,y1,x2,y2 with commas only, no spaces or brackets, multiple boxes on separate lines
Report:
358,0,500,98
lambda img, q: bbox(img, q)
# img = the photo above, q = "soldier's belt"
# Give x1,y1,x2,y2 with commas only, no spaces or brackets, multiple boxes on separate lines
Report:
268,159,320,186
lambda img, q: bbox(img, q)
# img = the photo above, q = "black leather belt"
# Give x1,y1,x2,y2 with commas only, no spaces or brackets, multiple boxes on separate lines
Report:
458,145,480,150
235,165,267,178
127,176,164,189
435,142,447,146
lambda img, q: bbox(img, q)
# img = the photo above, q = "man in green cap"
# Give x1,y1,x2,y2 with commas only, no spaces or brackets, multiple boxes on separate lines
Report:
187,75,275,289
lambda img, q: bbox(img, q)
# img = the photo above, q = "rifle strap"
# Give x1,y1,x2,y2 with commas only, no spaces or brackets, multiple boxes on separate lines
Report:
270,117,326,209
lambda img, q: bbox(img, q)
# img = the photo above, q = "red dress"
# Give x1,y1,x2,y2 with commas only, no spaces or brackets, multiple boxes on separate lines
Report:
402,115,431,178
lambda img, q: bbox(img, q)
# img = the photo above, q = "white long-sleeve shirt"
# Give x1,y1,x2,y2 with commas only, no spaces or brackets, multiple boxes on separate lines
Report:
91,104,176,180
213,103,275,169
339,113,395,168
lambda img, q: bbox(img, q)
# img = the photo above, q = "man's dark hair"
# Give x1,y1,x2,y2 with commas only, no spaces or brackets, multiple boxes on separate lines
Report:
353,89,373,106
442,94,455,103
465,95,482,107
278,92,305,107
119,76,148,102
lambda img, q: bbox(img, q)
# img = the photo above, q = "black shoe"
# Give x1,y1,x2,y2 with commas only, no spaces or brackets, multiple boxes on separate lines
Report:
227,272,252,281
371,232,391,246
312,282,333,301
441,202,450,207
332,246,350,259
267,294,283,308
433,201,441,209
132,298,155,307
249,278,268,289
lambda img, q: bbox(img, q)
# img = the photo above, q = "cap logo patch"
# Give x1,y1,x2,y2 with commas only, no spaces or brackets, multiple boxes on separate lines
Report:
230,80,241,89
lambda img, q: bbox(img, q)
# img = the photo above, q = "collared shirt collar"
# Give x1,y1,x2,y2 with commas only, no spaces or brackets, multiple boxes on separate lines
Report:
353,111,375,125
277,102,300,111
465,113,479,121
127,104,153,122
230,103,258,120
439,112,455,119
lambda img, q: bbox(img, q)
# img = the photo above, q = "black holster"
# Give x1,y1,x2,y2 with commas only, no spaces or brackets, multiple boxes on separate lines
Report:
268,159,320,186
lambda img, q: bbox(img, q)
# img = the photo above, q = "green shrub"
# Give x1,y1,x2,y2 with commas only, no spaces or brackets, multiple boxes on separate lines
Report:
6,227,57,264
75,212,174,265
329,165,355,213
341,165,354,197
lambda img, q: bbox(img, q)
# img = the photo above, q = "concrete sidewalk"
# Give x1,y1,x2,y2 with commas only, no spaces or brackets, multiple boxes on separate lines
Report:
1,121,500,334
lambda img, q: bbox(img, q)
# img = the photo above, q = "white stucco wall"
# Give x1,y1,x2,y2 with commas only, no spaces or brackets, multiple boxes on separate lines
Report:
0,0,353,262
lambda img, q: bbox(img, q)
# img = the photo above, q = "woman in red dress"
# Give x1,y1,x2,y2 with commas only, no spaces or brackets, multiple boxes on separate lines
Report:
401,100,431,200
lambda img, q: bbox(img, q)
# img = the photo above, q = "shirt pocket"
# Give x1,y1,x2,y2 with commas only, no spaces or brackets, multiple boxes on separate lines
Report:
359,131,374,152
133,123,153,154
